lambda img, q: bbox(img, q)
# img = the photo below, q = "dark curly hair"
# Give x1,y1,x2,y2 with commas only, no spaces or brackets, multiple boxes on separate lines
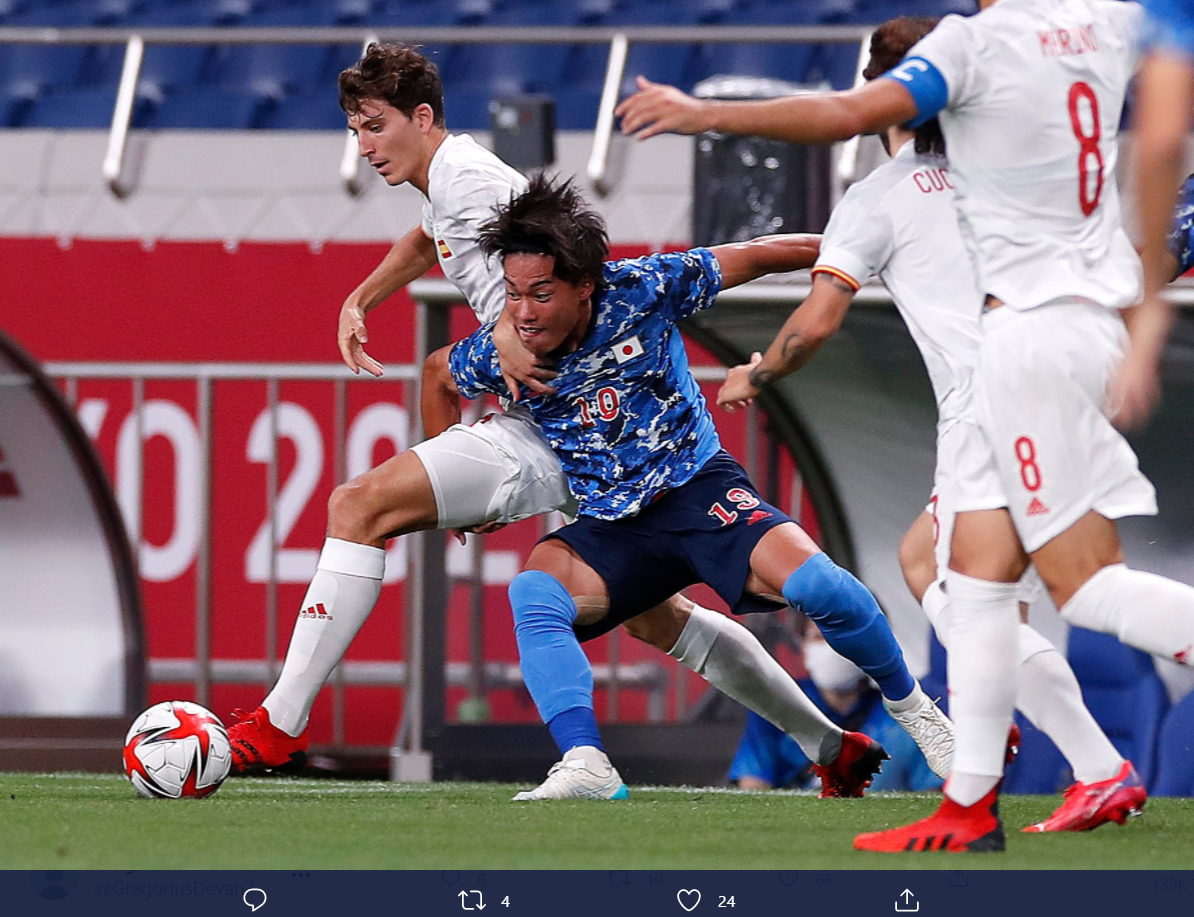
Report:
338,42,445,126
863,16,945,156
478,174,609,287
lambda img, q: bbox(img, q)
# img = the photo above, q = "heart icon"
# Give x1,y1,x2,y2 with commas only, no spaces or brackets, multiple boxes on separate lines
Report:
779,871,799,886
677,889,701,912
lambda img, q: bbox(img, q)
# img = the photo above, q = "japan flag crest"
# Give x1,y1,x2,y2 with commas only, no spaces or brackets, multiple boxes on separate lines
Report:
611,336,644,364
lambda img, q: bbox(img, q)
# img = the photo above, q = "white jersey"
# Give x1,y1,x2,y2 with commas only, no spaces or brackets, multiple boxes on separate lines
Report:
814,143,983,427
420,133,528,323
907,0,1145,311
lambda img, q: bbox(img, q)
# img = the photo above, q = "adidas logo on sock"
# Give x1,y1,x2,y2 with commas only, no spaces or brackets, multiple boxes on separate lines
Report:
299,603,333,620
1026,497,1050,517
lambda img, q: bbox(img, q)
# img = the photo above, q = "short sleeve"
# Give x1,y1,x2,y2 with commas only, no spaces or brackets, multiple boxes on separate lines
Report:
814,182,895,288
649,248,724,323
438,170,521,241
448,327,505,400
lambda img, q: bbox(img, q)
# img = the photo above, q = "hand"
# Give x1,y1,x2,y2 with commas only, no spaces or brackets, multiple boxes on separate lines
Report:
1106,346,1161,431
450,520,508,545
616,76,709,140
493,312,558,401
717,352,763,413
338,299,385,377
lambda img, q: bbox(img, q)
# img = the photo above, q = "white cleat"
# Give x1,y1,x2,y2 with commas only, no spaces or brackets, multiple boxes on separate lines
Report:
884,683,955,779
512,745,630,801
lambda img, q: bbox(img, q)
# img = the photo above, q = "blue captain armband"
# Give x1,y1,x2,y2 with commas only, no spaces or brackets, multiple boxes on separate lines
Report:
881,56,949,128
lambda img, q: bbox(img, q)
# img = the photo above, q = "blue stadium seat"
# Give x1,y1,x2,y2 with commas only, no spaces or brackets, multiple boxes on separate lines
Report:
442,87,494,130
447,43,570,96
1150,689,1194,796
268,87,349,129
21,86,125,128
145,87,274,128
0,45,90,95
122,0,255,25
849,0,974,21
551,86,601,130
737,0,851,23
1067,629,1169,788
213,44,333,94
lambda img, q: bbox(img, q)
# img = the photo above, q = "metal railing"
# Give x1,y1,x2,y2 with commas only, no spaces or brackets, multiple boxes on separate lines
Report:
0,23,874,196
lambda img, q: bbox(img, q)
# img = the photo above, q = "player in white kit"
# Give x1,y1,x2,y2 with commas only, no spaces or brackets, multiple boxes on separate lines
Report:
226,43,957,790
717,15,1142,836
619,0,1194,851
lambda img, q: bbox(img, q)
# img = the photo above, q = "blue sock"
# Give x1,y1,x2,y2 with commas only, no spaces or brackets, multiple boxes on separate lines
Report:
509,570,604,755
782,553,916,702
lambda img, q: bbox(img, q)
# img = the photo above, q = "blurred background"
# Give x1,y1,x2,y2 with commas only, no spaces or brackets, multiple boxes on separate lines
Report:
1,0,1193,797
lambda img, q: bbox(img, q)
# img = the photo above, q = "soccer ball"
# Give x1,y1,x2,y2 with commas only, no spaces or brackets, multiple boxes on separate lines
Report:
123,701,232,799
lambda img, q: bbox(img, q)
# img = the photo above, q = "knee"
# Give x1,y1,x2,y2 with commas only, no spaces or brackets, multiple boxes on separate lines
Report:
509,571,576,632
782,553,870,623
898,527,936,605
327,476,383,542
623,599,689,652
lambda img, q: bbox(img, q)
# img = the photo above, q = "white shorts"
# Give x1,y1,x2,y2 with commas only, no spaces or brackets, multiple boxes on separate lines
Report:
410,405,576,529
972,300,1157,553
928,418,1042,605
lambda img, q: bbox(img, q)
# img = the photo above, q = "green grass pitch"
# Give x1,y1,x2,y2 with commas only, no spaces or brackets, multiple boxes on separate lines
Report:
4,774,1193,870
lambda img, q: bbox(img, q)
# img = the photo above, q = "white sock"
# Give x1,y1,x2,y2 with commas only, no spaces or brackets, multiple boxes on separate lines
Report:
943,570,1019,806
669,605,842,764
923,579,1122,785
1014,624,1123,784
262,538,385,736
1061,563,1194,665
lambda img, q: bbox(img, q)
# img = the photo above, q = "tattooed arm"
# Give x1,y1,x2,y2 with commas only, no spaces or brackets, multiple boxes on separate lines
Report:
717,272,856,411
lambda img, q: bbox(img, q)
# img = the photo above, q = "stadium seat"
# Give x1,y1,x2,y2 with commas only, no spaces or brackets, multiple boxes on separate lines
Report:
268,86,349,129
145,87,275,128
212,44,334,95
1150,689,1194,796
21,86,126,128
1067,629,1169,788
447,43,570,96
0,45,90,95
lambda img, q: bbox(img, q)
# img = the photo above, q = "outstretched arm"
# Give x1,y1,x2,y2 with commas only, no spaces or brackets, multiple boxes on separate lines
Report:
710,234,822,289
717,273,856,411
1112,53,1194,429
616,75,918,144
338,226,439,376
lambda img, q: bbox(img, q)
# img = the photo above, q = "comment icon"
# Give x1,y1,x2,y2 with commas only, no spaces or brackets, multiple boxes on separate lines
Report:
244,888,268,912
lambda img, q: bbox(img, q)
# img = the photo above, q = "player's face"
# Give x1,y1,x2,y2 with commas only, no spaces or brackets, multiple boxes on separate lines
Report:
348,98,432,186
503,253,595,357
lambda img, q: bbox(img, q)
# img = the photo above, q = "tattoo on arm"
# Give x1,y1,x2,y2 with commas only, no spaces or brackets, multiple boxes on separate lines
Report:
748,333,804,389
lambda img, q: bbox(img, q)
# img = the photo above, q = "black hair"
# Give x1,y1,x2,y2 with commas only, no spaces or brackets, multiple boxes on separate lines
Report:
478,174,609,286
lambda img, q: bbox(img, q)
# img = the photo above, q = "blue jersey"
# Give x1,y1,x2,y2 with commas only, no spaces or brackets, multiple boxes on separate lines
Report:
449,249,724,520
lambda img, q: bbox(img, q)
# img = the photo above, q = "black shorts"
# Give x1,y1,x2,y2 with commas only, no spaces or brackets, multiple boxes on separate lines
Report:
545,452,793,643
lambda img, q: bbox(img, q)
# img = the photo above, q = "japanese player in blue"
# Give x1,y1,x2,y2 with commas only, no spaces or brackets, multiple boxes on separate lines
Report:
425,175,954,801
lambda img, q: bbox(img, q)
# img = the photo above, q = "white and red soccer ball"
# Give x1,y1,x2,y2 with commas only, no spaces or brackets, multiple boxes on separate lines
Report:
123,701,232,799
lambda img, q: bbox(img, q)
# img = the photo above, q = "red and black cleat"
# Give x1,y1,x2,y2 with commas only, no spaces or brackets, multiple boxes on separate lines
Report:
1022,760,1146,833
813,731,889,798
854,785,1005,853
227,706,308,775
